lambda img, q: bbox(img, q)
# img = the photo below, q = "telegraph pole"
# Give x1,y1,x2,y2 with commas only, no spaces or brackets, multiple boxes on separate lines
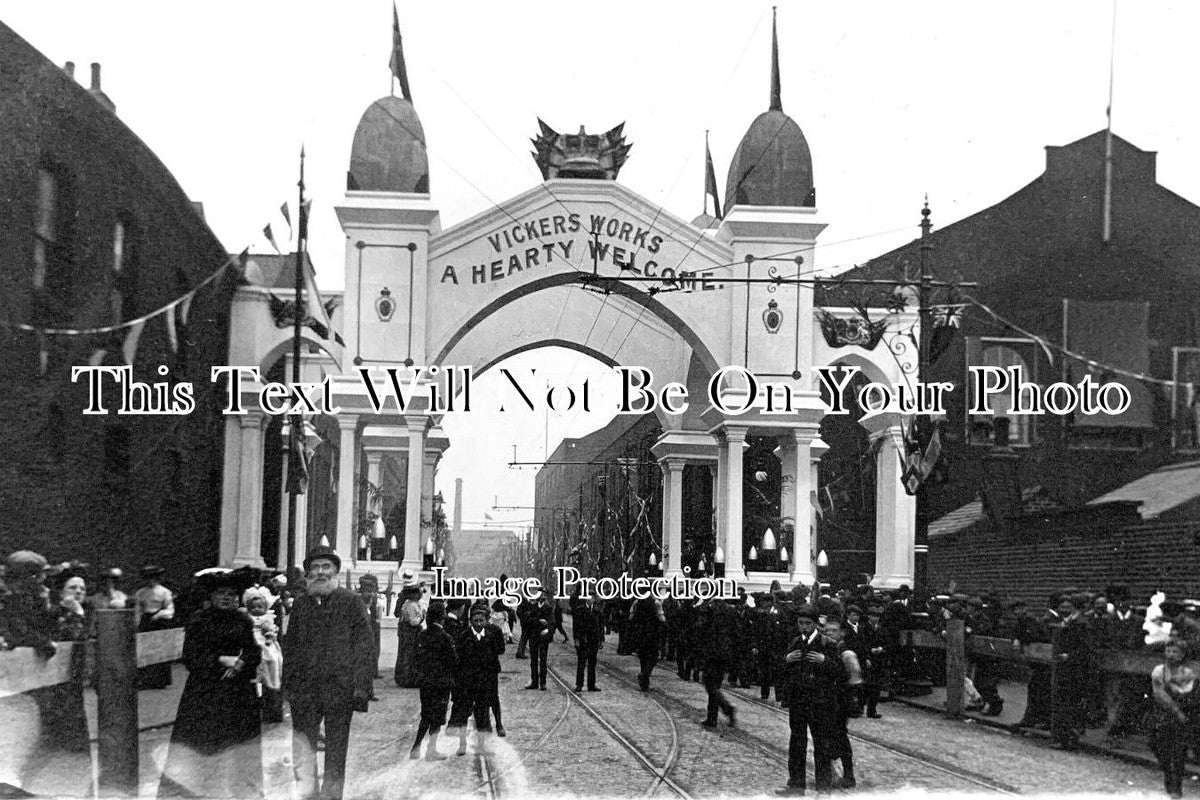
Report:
914,200,934,588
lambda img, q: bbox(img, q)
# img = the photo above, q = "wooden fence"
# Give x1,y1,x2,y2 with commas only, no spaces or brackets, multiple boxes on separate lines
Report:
904,624,1162,717
0,609,183,796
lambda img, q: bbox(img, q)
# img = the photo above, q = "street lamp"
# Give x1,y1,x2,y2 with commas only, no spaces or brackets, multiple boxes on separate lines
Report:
423,537,434,570
762,527,777,572
714,546,725,579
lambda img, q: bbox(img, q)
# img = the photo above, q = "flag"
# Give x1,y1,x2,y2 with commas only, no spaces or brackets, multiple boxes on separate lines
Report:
263,224,281,254
165,304,178,353
286,421,309,495
389,4,413,102
901,416,943,495
484,512,494,522
122,320,146,365
280,202,293,240
705,133,722,220
809,490,824,520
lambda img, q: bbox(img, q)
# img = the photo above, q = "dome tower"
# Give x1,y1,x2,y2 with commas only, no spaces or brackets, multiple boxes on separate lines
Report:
724,8,815,211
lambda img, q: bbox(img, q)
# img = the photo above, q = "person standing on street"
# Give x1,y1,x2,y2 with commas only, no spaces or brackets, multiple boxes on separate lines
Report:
282,547,374,800
630,595,666,691
777,605,846,796
159,570,262,799
451,603,507,754
1050,593,1094,751
525,584,557,690
357,574,384,684
394,570,425,688
570,592,605,692
1150,637,1199,799
698,599,738,728
410,602,457,761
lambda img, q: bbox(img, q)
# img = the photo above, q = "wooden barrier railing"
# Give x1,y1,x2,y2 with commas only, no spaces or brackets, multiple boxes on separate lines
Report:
903,627,1162,719
0,609,184,796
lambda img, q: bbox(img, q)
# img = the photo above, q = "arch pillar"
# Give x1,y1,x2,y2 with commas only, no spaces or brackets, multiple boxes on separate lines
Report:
333,415,360,561
714,423,750,584
651,430,719,580
775,425,823,586
229,412,268,568
865,413,915,588
402,414,431,574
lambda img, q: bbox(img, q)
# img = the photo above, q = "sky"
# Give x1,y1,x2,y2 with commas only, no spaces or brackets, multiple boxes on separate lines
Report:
6,1,1200,533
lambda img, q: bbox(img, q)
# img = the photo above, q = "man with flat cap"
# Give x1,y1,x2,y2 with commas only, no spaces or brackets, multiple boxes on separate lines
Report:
777,604,846,796
283,546,374,800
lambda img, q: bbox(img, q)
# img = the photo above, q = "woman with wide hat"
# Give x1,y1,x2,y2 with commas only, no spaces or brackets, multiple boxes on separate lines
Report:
158,568,263,799
394,569,426,687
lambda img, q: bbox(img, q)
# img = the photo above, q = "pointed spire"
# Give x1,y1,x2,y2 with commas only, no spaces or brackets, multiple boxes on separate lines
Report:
769,6,782,111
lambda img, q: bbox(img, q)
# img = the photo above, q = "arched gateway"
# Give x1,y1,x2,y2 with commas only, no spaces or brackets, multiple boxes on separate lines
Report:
219,20,917,590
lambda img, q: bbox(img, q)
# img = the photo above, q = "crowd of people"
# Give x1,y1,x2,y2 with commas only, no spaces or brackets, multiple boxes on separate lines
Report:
3,547,1200,798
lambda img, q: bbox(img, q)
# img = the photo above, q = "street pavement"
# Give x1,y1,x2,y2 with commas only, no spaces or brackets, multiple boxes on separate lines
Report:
11,628,1186,798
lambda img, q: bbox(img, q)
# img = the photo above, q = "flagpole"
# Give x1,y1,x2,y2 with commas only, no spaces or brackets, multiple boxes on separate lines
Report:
1102,0,1117,244
286,146,306,571
704,130,710,217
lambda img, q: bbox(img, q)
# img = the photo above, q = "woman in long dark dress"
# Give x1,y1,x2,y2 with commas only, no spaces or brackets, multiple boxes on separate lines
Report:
158,571,262,799
394,572,425,687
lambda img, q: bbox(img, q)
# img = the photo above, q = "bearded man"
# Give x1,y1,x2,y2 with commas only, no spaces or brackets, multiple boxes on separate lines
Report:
282,547,374,800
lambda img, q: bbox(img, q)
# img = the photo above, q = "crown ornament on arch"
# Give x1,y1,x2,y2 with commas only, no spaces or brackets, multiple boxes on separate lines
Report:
531,119,632,180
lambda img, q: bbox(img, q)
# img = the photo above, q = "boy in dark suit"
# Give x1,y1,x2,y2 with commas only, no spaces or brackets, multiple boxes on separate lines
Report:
410,602,457,760
451,603,507,754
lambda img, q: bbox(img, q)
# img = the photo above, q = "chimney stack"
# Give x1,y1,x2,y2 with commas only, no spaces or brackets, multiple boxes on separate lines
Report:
88,62,115,114
63,61,75,79
453,478,463,536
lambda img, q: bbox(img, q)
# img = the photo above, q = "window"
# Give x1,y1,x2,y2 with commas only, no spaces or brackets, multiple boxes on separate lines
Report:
966,337,1039,446
32,169,58,290
111,216,139,323
1172,347,1200,454
32,165,72,302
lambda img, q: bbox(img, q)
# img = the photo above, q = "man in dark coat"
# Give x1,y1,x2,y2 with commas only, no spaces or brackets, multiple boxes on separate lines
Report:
1050,593,1094,750
777,605,846,796
524,584,558,690
843,604,878,718
1015,596,1056,729
571,593,606,691
451,603,507,753
698,599,739,728
282,547,374,800
630,596,666,691
410,601,458,760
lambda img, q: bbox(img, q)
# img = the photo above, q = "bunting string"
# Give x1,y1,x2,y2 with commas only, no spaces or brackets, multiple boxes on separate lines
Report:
961,291,1182,389
2,250,244,337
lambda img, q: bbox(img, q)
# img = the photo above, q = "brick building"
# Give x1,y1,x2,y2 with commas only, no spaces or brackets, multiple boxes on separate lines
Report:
824,130,1200,596
0,22,234,584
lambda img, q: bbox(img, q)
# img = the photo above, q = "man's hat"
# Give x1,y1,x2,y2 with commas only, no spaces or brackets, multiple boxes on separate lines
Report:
141,564,166,579
303,546,341,572
469,602,490,619
399,568,420,589
795,604,818,621
846,604,864,616
5,550,48,580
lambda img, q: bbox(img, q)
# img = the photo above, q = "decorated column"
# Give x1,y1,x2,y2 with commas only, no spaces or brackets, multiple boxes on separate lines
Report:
660,458,685,578
232,413,267,567
722,424,750,583
334,416,358,560
402,414,429,573
870,422,915,588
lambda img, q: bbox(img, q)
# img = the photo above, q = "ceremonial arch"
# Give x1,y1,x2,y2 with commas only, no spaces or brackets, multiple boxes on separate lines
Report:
218,29,918,591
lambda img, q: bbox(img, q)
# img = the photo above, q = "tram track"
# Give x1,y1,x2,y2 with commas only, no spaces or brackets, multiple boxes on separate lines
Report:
723,684,1021,794
595,649,1018,795
545,658,694,799
467,676,574,796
